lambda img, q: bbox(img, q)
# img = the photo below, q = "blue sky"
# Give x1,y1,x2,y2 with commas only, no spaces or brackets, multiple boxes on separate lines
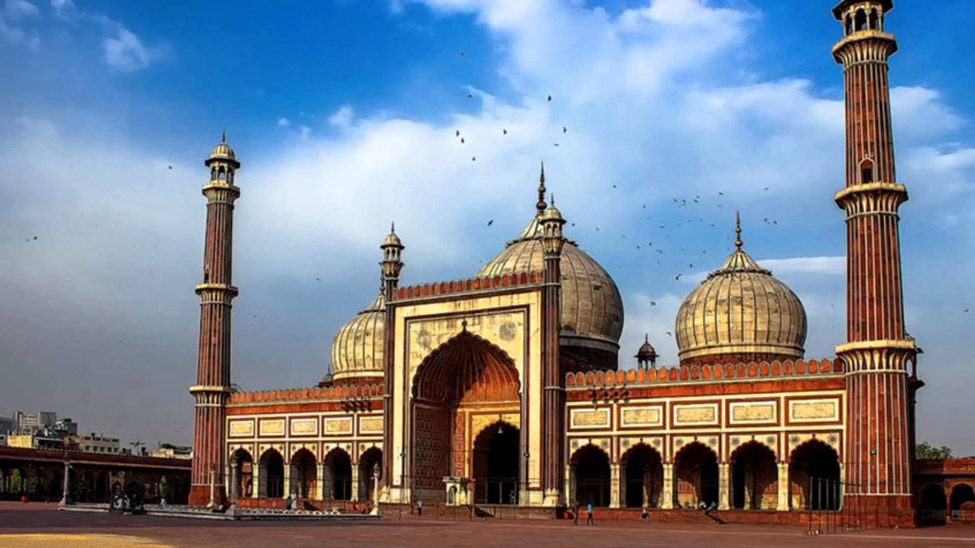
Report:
1,0,974,454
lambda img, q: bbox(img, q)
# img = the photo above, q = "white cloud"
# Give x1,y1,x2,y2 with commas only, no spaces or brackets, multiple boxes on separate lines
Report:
4,0,39,20
102,27,150,72
277,117,291,127
298,125,312,139
50,0,74,18
759,256,845,276
328,104,355,128
1,0,40,49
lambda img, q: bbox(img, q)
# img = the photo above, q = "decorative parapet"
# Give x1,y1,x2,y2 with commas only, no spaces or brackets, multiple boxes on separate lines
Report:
391,271,545,302
227,383,384,405
565,358,842,389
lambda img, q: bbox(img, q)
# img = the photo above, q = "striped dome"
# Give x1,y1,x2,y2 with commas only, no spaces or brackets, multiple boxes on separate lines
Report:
675,245,807,366
330,293,385,381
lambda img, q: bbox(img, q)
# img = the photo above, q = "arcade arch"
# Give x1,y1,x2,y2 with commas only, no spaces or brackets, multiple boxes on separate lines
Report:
730,441,777,510
620,443,662,508
324,448,352,501
259,448,284,499
674,442,719,508
291,449,317,500
789,440,840,510
571,444,611,507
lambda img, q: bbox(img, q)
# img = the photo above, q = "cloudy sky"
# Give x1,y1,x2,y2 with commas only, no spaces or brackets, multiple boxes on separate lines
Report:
1,0,973,454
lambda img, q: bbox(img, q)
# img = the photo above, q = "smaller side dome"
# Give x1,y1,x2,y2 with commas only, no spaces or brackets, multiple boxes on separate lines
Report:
675,215,807,366
329,294,385,383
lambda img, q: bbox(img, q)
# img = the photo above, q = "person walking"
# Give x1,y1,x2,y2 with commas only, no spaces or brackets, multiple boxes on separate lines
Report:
586,501,594,526
417,499,423,516
573,500,580,525
641,505,649,523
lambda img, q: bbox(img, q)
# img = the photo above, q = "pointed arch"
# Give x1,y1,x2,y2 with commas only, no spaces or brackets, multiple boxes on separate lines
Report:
789,439,839,510
674,442,719,508
258,447,284,498
620,443,663,508
729,441,778,510
570,443,611,507
323,447,352,501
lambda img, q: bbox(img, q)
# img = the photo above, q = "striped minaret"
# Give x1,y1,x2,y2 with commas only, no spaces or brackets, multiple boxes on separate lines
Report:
188,132,240,507
831,0,917,524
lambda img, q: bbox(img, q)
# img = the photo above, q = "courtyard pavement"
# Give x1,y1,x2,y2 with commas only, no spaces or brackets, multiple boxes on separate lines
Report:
0,502,973,547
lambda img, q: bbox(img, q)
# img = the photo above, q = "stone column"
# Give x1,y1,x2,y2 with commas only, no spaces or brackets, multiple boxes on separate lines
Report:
662,464,674,509
351,465,360,502
609,463,621,508
718,463,730,510
565,464,575,506
282,462,292,499
777,462,790,511
58,461,71,507
252,459,261,498
316,462,325,501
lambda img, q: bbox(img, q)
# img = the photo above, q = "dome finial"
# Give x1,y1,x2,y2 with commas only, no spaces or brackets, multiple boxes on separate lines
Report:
390,221,395,234
221,129,227,143
735,210,743,250
537,161,547,214
645,333,649,343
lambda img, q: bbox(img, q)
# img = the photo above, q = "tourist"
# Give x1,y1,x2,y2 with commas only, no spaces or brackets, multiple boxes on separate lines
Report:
586,501,594,526
641,505,649,523
572,500,580,525
417,499,423,516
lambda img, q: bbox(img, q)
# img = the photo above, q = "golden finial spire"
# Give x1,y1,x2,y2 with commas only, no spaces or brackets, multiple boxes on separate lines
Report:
221,129,227,143
536,161,547,214
550,193,555,207
390,221,395,234
735,210,743,250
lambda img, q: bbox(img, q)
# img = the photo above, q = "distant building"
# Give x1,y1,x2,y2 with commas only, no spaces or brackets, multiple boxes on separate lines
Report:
7,430,64,450
16,411,57,430
153,443,192,460
53,417,79,436
75,433,120,454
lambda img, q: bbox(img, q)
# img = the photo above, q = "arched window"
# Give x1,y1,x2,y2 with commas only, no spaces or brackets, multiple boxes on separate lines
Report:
218,166,227,181
855,9,867,31
860,158,874,184
869,9,879,30
845,15,853,36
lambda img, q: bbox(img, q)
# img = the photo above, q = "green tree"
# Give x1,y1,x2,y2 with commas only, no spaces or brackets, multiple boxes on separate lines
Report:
916,441,953,460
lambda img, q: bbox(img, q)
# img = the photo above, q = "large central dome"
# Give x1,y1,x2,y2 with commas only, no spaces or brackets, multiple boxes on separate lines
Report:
477,171,623,369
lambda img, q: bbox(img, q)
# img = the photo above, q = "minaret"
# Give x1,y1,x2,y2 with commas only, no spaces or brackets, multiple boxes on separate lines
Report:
188,132,240,507
379,223,404,500
831,1,917,524
539,181,565,506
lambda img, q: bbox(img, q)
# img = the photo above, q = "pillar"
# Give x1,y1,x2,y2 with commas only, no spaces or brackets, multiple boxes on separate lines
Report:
316,462,325,501
351,465,360,502
565,464,575,506
662,463,674,509
777,462,790,511
58,461,70,507
252,459,261,498
718,463,730,510
282,462,291,499
609,463,621,508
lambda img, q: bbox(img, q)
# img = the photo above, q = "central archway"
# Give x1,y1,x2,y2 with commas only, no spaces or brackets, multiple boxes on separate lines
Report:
573,445,611,507
411,330,521,503
259,449,284,499
473,421,520,504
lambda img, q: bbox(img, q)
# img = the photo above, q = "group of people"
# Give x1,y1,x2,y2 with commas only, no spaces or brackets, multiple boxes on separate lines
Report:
571,499,719,525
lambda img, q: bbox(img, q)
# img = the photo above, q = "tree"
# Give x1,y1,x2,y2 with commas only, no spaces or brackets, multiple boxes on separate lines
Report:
916,441,953,460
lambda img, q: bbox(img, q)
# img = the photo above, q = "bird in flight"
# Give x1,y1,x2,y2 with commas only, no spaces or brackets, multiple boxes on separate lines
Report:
456,130,460,137
547,95,553,102
460,137,465,144
487,220,494,226
562,126,567,133
459,51,465,57
503,129,508,135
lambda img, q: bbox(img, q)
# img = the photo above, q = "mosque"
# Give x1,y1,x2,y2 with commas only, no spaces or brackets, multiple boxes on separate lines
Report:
186,1,935,526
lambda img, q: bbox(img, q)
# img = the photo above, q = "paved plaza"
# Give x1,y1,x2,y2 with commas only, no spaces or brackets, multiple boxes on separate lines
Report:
0,503,973,548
